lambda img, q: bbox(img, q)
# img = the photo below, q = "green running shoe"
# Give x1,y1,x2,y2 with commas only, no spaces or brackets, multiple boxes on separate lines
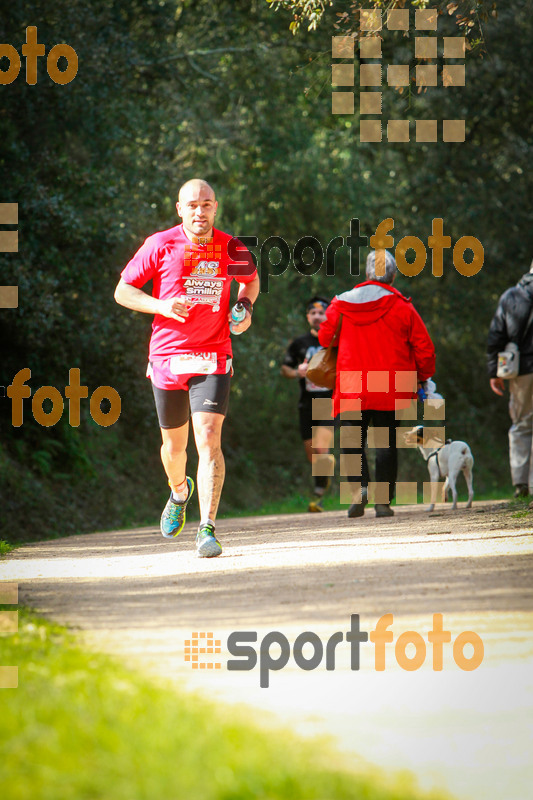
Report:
160,477,194,538
196,523,222,558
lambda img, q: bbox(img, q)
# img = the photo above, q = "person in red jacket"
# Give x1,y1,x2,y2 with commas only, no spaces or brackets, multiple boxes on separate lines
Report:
319,249,435,519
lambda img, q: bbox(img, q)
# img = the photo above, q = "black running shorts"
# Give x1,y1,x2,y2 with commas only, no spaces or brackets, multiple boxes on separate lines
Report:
151,373,232,429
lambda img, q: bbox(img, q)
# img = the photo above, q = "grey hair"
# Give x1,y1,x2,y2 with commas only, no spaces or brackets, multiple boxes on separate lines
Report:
366,250,397,284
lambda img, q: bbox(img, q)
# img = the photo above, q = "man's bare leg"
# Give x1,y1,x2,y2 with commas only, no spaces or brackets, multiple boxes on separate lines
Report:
191,411,225,523
160,423,189,492
159,422,194,538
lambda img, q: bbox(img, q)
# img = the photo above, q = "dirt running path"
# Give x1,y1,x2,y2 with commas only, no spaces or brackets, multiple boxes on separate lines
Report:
2,501,533,800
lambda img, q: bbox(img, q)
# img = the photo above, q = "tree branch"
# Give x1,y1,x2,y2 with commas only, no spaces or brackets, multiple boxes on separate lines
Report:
133,41,320,70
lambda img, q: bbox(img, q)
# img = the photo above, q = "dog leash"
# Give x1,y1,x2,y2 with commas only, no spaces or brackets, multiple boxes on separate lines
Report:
425,447,444,480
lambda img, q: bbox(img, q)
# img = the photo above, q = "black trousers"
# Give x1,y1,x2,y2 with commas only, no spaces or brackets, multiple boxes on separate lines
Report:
339,409,398,502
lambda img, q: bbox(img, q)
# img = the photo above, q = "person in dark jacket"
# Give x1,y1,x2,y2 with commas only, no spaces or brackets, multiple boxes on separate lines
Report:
319,250,435,518
487,263,533,497
281,297,334,511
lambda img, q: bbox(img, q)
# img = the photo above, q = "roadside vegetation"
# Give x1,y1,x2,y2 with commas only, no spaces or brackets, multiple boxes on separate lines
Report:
0,609,451,800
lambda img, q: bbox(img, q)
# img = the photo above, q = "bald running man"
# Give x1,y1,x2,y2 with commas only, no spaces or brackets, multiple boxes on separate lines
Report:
115,179,259,557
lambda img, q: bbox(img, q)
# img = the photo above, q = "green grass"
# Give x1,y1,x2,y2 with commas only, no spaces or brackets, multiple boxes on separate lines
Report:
225,491,340,517
0,609,451,800
509,496,533,518
222,486,514,520
0,540,15,557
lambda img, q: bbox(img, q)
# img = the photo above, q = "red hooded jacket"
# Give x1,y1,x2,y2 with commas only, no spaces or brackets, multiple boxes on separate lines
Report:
318,281,435,414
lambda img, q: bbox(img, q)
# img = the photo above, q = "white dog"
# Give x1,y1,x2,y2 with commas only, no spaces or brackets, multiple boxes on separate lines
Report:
404,425,474,512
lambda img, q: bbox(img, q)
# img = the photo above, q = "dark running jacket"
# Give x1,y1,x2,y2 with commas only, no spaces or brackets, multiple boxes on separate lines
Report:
487,271,533,378
318,281,435,414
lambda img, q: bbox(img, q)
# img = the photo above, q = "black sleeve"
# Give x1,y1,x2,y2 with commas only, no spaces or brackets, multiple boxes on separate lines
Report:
282,339,301,369
487,287,532,376
487,291,510,377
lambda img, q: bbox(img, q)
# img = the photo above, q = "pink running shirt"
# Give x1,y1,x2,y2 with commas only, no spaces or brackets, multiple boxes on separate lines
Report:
121,224,257,361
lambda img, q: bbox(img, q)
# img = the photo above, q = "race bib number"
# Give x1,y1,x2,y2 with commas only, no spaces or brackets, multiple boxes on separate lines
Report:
169,353,218,375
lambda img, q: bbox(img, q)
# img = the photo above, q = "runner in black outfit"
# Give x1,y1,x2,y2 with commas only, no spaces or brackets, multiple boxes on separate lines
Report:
281,297,334,511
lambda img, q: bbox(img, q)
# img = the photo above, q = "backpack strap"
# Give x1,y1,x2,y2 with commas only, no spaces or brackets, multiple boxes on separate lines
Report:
331,314,342,345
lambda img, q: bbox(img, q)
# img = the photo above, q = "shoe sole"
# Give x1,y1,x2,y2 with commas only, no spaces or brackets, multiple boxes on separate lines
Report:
196,537,222,558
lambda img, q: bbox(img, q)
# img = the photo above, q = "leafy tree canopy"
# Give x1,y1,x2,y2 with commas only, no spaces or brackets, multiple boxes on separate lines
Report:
267,0,498,44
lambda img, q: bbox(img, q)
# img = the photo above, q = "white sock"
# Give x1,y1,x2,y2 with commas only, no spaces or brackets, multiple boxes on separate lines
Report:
172,484,188,503
200,518,216,530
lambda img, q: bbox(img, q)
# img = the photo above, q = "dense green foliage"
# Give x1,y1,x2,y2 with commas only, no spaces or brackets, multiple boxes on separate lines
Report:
1,1,532,541
268,0,498,39
0,609,450,799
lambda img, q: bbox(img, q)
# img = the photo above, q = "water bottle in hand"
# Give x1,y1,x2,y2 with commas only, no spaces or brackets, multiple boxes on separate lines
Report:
230,302,247,334
417,381,428,402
